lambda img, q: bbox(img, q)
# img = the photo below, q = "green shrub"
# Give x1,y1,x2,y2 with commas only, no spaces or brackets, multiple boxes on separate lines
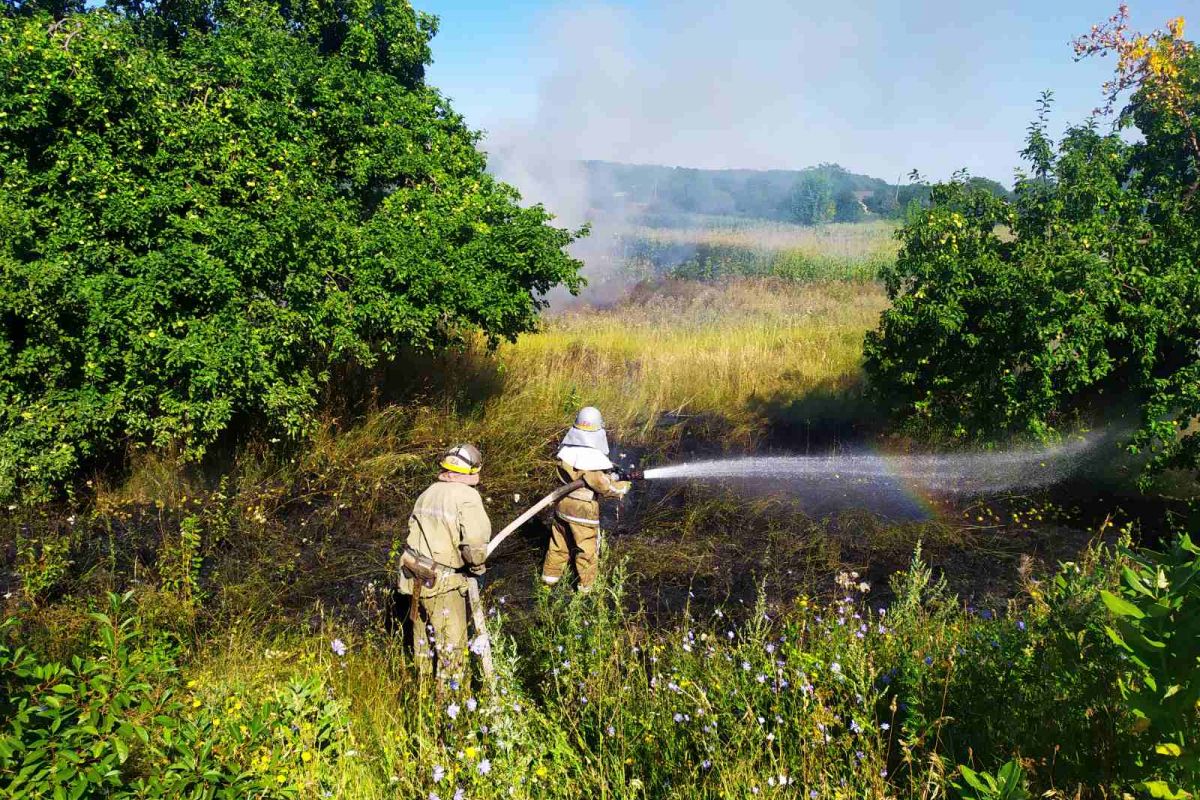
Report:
0,592,354,798
1101,533,1200,798
864,33,1200,475
0,594,168,797
0,3,583,502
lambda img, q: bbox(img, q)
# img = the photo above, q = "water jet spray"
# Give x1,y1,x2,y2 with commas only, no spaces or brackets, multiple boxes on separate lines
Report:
485,431,1114,558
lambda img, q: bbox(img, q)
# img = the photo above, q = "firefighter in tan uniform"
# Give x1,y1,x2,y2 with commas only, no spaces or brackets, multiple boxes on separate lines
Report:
399,444,491,681
541,407,630,591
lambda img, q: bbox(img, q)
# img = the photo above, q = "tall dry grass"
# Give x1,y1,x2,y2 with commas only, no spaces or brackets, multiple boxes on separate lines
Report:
500,279,887,449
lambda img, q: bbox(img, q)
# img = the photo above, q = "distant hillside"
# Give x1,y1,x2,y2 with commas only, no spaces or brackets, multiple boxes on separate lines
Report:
582,161,1012,226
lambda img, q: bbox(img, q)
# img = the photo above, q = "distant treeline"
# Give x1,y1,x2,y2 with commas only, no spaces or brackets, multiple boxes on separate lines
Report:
583,160,1013,225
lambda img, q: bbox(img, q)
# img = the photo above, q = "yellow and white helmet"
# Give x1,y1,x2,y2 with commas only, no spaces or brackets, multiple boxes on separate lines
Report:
439,443,483,475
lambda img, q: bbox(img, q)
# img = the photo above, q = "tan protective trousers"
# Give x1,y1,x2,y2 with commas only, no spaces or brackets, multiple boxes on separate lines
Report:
414,587,468,682
541,517,599,589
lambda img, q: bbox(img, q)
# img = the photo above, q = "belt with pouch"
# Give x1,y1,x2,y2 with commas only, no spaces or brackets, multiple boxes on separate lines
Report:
400,546,462,624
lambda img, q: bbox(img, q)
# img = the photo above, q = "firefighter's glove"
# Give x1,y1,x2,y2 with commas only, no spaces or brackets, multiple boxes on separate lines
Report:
467,563,487,577
460,542,487,566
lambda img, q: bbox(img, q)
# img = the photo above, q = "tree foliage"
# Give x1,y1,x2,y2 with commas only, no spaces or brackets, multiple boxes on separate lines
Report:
789,171,835,225
864,15,1200,476
0,2,584,501
833,187,865,223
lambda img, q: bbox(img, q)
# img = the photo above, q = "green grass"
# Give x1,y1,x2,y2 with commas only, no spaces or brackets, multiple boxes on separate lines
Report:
5,540,1184,798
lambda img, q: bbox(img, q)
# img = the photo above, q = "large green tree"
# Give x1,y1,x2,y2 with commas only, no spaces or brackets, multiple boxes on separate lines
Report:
864,15,1199,476
0,1,584,501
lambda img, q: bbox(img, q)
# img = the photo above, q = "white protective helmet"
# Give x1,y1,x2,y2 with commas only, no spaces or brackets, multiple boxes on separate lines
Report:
439,443,483,475
560,406,609,454
575,406,604,431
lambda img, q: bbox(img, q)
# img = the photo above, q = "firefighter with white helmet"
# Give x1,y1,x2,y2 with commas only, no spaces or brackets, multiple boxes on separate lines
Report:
399,443,491,681
541,407,630,591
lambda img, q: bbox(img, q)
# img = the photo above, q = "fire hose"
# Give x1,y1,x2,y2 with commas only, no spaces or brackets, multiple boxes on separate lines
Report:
485,479,585,558
447,479,584,688
485,465,642,559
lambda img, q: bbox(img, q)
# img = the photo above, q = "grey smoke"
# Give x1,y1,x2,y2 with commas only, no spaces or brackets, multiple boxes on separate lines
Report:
467,0,1131,298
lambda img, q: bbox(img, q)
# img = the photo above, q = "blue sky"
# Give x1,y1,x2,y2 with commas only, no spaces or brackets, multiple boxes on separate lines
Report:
417,1,1189,183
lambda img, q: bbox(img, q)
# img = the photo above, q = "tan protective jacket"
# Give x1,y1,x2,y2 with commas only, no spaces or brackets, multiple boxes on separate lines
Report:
405,479,491,596
554,460,629,528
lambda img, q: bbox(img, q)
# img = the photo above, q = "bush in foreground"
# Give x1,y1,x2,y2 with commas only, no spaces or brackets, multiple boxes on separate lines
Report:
2,535,1197,798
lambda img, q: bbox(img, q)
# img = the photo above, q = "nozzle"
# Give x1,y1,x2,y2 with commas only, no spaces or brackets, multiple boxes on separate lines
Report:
616,466,644,482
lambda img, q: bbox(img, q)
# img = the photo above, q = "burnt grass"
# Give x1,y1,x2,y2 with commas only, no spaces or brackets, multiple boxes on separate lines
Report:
1,410,1194,650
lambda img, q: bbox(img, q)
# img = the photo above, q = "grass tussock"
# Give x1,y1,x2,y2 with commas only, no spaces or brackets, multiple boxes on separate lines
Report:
517,279,887,447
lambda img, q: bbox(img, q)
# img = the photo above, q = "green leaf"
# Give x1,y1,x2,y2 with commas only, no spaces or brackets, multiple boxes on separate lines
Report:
1141,780,1191,799
1104,625,1131,651
1123,566,1156,597
958,766,991,793
114,738,129,765
1101,590,1145,619
998,759,1024,793
1154,743,1182,757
